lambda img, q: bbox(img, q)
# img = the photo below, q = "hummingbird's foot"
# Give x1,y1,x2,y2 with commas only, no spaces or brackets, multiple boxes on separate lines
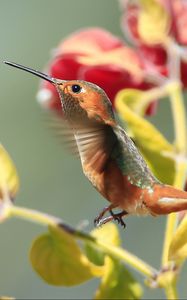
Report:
109,210,128,228
94,215,115,227
94,204,117,227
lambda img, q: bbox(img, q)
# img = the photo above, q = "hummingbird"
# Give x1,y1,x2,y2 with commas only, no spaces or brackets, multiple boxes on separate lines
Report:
4,61,187,228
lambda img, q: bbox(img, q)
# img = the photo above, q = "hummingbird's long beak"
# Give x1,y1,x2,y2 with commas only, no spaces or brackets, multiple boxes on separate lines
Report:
4,61,58,84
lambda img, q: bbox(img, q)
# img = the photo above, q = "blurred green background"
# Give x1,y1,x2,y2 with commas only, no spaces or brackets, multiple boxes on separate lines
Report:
0,0,186,299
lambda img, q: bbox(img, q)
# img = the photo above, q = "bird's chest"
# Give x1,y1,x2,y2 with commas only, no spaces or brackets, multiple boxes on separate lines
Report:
102,160,151,216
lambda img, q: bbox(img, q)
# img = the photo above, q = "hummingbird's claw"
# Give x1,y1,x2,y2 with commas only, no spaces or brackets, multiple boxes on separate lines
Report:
94,216,101,227
94,204,118,227
94,207,128,229
94,215,114,227
109,210,127,229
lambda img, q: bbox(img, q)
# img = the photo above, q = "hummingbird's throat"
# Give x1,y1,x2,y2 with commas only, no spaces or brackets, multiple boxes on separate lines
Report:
57,90,90,126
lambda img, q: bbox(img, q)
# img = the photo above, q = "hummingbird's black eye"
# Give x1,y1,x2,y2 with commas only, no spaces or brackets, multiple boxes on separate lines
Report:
71,84,82,94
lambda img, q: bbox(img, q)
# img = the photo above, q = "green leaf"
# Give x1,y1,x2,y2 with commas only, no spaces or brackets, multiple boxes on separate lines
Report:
95,257,143,300
169,215,187,260
85,223,142,299
139,147,175,185
30,225,104,286
116,89,146,116
85,223,121,266
115,89,175,185
0,297,15,300
91,222,121,246
0,144,19,199
138,0,170,45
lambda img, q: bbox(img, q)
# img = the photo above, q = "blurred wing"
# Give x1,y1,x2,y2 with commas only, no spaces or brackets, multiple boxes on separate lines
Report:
74,125,117,173
43,113,79,156
44,112,117,173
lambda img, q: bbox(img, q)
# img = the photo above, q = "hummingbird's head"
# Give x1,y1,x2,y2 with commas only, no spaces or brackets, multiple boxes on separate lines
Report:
4,61,116,127
56,80,115,126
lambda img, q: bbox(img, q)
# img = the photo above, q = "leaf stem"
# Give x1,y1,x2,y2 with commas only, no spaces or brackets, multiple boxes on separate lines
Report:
8,205,61,226
169,84,187,153
164,280,178,300
162,81,187,266
128,81,183,116
162,213,178,266
91,238,157,278
161,80,187,299
162,161,187,265
6,204,158,279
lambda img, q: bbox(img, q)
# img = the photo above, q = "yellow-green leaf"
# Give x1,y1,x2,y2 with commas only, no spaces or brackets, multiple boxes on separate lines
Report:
115,89,175,184
95,257,142,300
115,89,146,116
0,297,15,300
0,145,19,199
84,224,142,299
30,225,104,286
85,223,121,266
138,0,170,45
169,215,187,260
91,222,121,246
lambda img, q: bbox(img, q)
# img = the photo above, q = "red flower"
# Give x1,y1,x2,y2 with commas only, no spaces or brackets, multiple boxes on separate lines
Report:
37,28,155,115
120,0,187,87
121,0,187,46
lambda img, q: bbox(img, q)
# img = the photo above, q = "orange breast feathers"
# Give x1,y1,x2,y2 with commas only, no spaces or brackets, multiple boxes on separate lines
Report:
97,159,150,215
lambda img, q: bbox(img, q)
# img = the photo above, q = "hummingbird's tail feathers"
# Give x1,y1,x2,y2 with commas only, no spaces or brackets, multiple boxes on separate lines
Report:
146,184,187,215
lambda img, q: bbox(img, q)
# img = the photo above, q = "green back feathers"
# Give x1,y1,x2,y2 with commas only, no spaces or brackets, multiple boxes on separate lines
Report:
112,126,158,189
